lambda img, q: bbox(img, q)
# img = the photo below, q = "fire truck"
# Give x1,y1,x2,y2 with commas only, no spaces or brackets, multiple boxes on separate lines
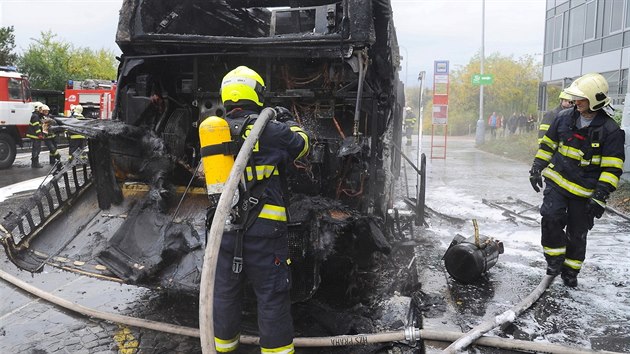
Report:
64,79,116,119
0,66,32,169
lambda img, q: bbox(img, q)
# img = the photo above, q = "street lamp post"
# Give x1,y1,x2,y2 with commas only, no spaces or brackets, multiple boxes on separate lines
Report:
418,71,426,156
475,0,486,146
401,46,409,87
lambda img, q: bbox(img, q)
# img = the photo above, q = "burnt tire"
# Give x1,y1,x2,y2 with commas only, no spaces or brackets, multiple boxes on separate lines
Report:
0,133,17,169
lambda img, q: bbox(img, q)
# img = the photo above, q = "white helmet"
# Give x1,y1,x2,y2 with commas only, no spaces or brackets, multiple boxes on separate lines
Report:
32,101,43,112
40,104,50,112
72,104,84,114
563,73,610,111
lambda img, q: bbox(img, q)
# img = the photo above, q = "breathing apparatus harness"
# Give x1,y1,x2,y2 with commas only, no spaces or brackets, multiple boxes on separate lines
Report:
200,111,278,276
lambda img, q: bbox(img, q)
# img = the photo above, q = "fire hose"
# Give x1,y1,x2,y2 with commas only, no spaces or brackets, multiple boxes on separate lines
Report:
198,107,276,354
443,274,556,353
0,267,620,354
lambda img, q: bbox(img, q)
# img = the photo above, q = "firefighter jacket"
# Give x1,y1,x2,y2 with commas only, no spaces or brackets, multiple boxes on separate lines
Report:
534,107,625,200
404,111,417,129
538,104,569,142
26,112,43,140
227,109,309,234
67,113,87,139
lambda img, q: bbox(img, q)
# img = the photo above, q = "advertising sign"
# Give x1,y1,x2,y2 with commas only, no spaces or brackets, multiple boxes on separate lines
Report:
432,61,449,124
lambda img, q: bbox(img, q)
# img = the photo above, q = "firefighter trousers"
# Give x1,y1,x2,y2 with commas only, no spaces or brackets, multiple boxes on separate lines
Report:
213,230,294,353
540,185,590,276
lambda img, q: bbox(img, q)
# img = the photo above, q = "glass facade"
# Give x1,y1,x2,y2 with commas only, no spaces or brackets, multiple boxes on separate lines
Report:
544,0,630,105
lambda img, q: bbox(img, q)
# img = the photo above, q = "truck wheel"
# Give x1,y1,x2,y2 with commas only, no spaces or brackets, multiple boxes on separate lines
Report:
0,133,17,169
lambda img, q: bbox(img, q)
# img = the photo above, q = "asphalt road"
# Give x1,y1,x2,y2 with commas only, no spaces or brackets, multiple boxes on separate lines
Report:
1,137,629,353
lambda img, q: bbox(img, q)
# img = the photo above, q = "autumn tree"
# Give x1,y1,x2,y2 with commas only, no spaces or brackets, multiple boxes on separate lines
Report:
428,53,541,135
0,26,18,66
17,31,117,91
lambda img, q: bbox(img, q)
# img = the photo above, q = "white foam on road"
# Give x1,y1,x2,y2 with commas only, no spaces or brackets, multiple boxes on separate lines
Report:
0,177,45,202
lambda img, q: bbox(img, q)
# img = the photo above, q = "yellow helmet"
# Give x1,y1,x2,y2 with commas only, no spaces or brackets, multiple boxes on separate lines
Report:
558,91,572,101
563,72,610,111
220,66,265,108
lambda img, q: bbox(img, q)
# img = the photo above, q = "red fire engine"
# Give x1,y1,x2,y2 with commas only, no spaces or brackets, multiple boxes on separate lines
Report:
0,66,32,169
64,79,116,119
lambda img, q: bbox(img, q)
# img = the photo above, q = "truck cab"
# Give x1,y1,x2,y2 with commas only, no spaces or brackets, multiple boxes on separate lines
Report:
0,66,32,169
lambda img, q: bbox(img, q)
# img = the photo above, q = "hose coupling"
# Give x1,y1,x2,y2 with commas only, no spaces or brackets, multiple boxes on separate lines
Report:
404,327,421,342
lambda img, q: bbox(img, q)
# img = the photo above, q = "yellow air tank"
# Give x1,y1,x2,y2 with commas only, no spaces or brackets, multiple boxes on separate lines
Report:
199,116,235,196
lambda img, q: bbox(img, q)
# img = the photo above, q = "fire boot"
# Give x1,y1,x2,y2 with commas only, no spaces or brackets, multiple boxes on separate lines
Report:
31,158,43,168
545,256,564,276
561,268,579,288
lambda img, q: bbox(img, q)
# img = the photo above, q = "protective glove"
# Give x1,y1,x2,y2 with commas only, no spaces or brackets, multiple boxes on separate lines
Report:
37,134,44,140
274,106,294,123
586,190,607,219
529,165,543,193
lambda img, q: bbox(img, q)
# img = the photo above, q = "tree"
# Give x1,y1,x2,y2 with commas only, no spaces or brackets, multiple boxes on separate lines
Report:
17,31,117,91
0,26,18,66
406,53,540,136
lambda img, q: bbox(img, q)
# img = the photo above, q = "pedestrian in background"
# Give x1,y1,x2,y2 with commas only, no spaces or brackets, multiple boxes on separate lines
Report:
529,72,625,288
488,111,497,138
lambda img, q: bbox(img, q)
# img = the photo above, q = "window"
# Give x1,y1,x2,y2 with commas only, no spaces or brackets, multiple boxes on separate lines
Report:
8,78,23,100
585,1,597,39
545,18,555,52
625,0,630,28
609,0,624,33
568,4,586,45
554,14,564,49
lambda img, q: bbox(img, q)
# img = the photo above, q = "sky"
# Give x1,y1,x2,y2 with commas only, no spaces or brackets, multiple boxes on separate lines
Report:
1,0,547,87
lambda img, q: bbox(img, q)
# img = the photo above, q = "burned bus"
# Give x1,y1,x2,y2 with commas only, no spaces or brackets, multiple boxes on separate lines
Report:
2,0,408,306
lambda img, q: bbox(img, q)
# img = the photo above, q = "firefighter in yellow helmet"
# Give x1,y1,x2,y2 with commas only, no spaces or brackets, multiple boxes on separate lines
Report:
529,72,625,288
212,66,309,354
538,90,574,143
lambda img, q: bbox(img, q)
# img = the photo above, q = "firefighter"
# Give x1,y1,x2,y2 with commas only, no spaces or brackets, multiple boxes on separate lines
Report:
67,104,88,161
27,104,61,168
211,66,309,353
39,105,62,167
403,106,416,146
26,102,44,168
529,72,625,288
538,90,574,143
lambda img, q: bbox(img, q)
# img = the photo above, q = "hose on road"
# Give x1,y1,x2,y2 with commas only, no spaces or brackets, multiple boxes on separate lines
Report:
443,274,556,353
0,269,622,354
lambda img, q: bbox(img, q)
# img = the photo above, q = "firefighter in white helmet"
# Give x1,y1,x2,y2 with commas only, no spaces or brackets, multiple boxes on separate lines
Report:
67,104,88,161
208,66,309,354
529,72,625,288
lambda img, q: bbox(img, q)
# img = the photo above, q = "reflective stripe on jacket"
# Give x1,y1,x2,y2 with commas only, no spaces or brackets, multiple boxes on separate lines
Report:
26,112,42,139
534,108,625,199
67,113,87,139
227,109,309,227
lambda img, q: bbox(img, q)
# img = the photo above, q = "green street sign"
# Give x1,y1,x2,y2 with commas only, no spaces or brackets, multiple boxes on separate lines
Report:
472,74,494,86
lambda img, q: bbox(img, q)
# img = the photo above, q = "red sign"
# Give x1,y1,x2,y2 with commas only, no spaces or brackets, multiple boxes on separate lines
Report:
432,61,449,125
